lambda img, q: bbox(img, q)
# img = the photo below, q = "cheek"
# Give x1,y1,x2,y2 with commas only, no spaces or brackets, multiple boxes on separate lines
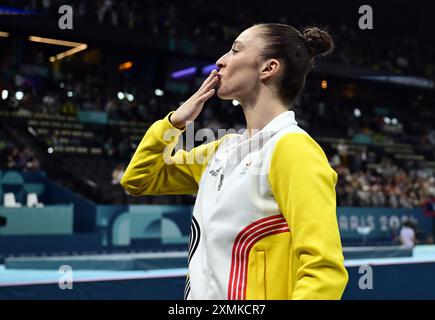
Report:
230,69,258,92
218,57,258,96
217,75,255,99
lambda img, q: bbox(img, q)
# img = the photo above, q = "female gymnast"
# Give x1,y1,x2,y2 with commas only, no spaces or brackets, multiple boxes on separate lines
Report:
121,23,348,300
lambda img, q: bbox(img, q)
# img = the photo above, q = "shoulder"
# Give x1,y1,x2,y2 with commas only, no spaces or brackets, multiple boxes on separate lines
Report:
268,130,337,185
271,130,329,164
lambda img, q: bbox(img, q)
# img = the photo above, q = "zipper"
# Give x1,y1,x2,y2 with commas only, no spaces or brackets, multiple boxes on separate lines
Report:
217,173,224,191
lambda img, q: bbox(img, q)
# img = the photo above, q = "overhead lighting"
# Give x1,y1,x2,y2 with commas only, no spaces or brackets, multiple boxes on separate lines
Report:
171,67,197,79
1,89,8,100
354,108,361,118
67,91,73,98
15,91,24,100
117,92,125,100
0,31,10,38
0,7,34,15
49,44,87,62
202,64,218,75
119,61,133,71
155,89,164,96
47,147,54,154
126,93,134,102
28,36,83,47
27,126,37,137
321,80,328,89
384,117,391,124
28,35,87,63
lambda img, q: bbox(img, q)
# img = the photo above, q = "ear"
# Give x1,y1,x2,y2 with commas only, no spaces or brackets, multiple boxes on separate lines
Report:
259,59,280,81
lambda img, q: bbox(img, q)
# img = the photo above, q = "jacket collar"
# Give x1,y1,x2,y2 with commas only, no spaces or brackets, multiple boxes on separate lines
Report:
239,110,298,142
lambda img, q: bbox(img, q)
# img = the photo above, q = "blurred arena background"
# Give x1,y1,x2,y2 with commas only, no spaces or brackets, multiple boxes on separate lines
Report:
0,0,435,300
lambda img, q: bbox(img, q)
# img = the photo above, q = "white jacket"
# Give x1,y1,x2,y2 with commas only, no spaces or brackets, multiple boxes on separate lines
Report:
121,110,348,300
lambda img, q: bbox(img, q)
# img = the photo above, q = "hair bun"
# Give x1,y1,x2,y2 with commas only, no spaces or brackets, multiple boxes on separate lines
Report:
302,27,334,57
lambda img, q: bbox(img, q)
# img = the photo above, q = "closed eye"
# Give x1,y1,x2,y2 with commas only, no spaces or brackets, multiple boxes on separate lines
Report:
231,48,239,53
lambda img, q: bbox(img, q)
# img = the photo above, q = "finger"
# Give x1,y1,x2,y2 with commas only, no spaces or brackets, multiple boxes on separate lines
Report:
197,88,215,103
199,70,217,90
199,69,218,90
198,75,219,95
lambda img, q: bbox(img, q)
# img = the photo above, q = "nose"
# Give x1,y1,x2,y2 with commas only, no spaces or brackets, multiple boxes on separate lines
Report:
215,54,226,70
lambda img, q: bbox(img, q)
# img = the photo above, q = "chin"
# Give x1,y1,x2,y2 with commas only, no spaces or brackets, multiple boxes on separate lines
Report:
217,94,233,101
216,89,233,101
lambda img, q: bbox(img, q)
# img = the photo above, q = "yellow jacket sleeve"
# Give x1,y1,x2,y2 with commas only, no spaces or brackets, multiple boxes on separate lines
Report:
268,133,348,300
121,112,225,196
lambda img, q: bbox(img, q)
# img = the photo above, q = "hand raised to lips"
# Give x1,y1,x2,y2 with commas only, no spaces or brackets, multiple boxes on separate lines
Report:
169,69,220,129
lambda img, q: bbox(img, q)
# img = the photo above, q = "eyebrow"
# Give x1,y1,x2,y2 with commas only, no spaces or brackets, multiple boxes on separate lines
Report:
233,40,244,47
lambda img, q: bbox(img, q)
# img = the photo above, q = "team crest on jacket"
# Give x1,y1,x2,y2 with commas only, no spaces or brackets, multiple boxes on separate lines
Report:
209,166,222,177
238,160,252,177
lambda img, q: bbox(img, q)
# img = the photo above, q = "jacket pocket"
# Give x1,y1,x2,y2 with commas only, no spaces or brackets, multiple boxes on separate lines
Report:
256,250,266,299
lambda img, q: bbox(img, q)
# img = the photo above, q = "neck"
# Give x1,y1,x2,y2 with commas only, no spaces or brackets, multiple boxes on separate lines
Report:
239,89,288,138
